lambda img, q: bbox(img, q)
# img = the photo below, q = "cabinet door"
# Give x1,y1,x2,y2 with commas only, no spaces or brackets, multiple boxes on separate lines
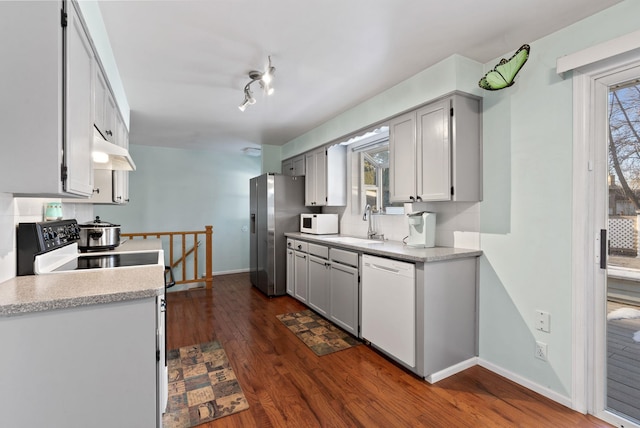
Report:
304,152,316,206
94,67,108,135
112,115,129,203
293,156,306,176
308,255,329,316
389,111,416,202
305,149,327,206
282,159,294,176
286,249,295,296
104,91,117,142
416,99,451,201
315,149,327,206
329,262,359,336
64,3,94,197
294,251,308,303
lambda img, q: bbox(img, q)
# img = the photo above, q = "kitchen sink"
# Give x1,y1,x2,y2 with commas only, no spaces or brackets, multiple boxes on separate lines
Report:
322,236,384,245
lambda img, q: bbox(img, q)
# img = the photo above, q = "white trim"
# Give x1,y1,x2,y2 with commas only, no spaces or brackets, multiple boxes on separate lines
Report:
570,70,592,413
557,29,640,74
214,268,250,276
477,359,573,408
571,49,640,422
425,357,477,384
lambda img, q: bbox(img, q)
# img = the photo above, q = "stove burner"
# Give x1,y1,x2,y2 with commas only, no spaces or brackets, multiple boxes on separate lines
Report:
53,252,160,272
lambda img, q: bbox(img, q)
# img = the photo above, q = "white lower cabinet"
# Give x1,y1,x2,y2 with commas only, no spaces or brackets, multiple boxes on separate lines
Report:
329,257,359,336
287,238,310,303
0,298,159,427
286,239,359,335
308,254,330,316
286,235,479,383
286,248,295,296
293,250,309,303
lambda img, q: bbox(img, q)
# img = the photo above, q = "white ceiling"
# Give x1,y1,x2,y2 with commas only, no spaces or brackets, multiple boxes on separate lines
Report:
98,0,621,153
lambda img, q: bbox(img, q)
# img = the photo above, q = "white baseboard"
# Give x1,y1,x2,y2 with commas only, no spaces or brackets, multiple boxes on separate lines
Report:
212,268,250,276
477,358,572,408
426,357,478,383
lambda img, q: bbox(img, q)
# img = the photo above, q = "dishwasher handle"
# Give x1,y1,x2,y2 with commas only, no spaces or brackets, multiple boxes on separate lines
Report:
364,262,401,274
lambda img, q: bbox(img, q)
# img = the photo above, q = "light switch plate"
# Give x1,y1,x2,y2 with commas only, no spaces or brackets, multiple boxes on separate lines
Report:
536,310,550,333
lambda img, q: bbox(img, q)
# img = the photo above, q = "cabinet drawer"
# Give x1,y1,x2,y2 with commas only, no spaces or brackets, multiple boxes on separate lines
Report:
293,240,308,253
308,243,329,259
330,248,358,267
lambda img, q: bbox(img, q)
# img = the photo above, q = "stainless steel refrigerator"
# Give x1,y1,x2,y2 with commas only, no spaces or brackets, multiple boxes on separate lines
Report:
249,173,317,296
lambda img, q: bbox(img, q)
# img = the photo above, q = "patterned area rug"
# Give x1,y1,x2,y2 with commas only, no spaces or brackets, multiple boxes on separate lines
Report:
162,341,249,428
277,309,361,356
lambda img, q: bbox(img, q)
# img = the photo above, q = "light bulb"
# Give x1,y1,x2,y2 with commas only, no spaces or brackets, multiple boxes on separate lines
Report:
92,151,109,163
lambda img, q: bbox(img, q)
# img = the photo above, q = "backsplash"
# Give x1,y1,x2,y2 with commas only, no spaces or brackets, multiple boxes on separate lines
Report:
325,201,480,249
0,193,93,283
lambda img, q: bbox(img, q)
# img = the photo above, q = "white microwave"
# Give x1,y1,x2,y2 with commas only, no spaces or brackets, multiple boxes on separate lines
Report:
300,213,339,235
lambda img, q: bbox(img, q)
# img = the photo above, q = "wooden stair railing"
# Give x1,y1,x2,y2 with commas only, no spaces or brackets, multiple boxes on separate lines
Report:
121,225,213,288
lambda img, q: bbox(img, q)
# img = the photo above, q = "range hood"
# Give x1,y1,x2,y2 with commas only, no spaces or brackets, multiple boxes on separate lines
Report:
92,127,136,171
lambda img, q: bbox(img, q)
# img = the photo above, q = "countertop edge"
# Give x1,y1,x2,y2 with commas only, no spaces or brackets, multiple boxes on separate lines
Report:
0,239,165,317
285,232,482,263
0,288,162,317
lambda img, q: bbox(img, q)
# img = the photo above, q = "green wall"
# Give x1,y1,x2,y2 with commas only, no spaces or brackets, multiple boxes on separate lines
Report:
479,0,640,398
95,145,261,274
279,0,640,402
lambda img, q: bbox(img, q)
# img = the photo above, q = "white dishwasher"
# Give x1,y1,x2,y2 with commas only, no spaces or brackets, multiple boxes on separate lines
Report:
361,254,416,367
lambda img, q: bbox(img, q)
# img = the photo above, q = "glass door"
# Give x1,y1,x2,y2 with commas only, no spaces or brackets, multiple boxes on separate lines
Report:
605,78,640,425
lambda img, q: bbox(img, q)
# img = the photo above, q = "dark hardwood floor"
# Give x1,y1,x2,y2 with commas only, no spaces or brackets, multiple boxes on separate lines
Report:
166,273,612,427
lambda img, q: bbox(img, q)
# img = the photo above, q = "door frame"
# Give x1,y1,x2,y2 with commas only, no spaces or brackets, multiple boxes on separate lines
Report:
572,51,640,426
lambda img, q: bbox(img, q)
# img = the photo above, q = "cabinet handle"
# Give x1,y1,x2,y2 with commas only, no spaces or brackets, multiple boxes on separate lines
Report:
105,130,113,136
409,196,415,201
93,188,100,194
416,196,422,201
298,245,302,250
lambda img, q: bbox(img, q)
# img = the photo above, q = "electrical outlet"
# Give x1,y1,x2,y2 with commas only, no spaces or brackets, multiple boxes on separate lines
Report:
535,341,548,361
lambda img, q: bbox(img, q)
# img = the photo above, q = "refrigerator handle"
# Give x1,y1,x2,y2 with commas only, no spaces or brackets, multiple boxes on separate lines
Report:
250,213,256,234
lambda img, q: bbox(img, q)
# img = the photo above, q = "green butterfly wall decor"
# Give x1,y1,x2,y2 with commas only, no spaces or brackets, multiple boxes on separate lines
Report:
479,44,530,91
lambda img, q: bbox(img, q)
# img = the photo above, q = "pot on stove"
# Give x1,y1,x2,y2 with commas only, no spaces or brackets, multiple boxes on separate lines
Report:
78,216,121,251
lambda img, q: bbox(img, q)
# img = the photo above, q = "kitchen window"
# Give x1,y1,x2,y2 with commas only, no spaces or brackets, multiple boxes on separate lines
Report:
347,126,402,214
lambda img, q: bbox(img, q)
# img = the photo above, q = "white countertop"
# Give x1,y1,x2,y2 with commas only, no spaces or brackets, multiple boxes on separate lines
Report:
0,239,165,317
285,232,482,263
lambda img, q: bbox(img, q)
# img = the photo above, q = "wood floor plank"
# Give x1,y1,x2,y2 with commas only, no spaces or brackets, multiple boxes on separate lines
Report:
166,273,613,427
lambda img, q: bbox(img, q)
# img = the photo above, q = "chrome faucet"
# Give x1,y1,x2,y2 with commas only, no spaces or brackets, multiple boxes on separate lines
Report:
363,204,376,239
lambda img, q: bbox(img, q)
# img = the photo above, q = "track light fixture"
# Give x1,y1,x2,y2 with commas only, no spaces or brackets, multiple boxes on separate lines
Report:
238,56,275,111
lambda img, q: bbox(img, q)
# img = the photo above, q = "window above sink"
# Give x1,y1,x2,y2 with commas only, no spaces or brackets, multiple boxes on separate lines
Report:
340,125,403,215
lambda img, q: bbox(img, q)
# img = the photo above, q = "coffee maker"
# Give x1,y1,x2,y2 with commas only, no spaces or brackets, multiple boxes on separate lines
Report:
406,211,436,248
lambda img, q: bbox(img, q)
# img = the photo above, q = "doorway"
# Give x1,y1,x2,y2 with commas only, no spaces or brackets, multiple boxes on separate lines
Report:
574,57,640,428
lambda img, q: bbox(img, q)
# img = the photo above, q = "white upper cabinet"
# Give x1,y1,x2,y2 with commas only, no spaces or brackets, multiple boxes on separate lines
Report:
78,111,130,204
94,59,119,144
389,93,482,202
305,145,346,206
416,99,451,201
389,112,417,202
63,2,95,197
0,0,94,197
112,114,130,204
282,155,305,176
